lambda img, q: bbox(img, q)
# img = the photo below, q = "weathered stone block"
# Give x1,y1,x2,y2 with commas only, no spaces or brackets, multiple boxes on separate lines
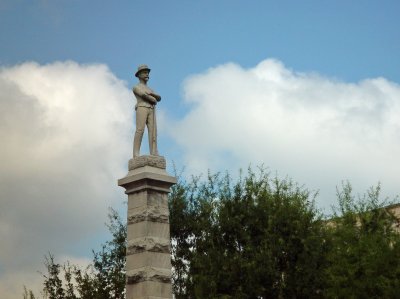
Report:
126,281,172,299
129,155,166,170
127,221,170,240
127,236,170,255
128,205,169,225
128,191,169,211
126,251,171,270
126,267,171,284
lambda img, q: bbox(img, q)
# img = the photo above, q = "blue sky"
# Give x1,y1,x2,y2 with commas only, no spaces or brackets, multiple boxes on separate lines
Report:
2,1,400,90
1,1,400,297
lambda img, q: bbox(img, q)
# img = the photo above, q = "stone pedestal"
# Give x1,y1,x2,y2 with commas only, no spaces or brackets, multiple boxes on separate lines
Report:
118,155,176,299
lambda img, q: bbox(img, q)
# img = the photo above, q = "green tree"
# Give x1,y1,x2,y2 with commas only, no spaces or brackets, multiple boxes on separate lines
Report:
25,169,400,299
91,208,126,299
23,286,36,299
42,254,66,299
324,183,400,299
26,208,126,299
169,168,329,298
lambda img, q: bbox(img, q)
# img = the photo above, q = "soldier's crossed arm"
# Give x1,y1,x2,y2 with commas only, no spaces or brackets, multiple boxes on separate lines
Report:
148,91,161,102
133,85,158,104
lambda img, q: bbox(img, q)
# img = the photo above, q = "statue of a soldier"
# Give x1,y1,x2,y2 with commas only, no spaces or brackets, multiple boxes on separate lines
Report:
132,64,161,157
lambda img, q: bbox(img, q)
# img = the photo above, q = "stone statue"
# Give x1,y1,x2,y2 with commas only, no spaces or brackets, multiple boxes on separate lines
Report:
132,64,161,157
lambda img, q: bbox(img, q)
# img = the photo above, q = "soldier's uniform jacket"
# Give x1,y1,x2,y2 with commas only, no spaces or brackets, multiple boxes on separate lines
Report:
133,83,157,109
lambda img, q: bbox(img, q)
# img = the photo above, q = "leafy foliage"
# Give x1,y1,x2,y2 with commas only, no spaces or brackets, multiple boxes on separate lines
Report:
25,169,400,299
23,286,36,299
324,182,400,298
169,170,400,298
26,208,126,299
169,168,329,298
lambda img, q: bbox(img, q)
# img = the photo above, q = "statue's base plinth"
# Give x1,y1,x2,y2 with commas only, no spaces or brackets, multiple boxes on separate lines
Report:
129,155,166,171
118,155,176,299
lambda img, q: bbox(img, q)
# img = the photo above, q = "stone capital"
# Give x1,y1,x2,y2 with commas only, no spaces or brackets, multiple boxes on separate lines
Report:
118,156,176,194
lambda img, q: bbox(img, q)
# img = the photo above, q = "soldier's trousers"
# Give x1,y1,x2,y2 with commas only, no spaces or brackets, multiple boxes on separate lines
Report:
133,106,158,156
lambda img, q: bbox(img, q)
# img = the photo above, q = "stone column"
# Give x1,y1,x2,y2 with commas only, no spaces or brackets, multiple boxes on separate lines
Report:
118,155,176,299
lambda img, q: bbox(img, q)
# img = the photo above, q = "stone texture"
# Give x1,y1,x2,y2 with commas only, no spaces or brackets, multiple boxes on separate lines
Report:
119,171,176,194
119,157,176,299
127,237,170,255
128,208,169,224
126,281,172,299
127,219,170,240
129,155,166,170
128,193,169,224
128,191,168,211
127,267,171,284
126,252,171,270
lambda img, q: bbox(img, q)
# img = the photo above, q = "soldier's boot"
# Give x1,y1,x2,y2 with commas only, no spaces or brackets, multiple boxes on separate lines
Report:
149,140,159,156
150,146,159,156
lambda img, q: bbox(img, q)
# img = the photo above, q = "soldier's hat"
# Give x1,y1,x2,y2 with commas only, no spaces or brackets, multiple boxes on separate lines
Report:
135,64,151,77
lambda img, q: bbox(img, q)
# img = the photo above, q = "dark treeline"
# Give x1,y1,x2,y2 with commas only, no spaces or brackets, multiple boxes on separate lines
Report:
25,168,400,299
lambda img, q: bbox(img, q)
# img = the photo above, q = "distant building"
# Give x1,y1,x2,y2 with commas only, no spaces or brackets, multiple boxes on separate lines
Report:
386,203,400,233
325,202,400,233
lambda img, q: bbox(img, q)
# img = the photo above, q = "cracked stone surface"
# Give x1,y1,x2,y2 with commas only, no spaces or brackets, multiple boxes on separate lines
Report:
126,267,171,284
127,237,170,255
129,155,166,170
128,206,169,224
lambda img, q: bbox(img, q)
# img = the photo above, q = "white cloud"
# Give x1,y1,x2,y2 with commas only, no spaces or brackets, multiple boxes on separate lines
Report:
169,59,400,209
0,255,92,299
0,61,132,298
1,58,399,297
